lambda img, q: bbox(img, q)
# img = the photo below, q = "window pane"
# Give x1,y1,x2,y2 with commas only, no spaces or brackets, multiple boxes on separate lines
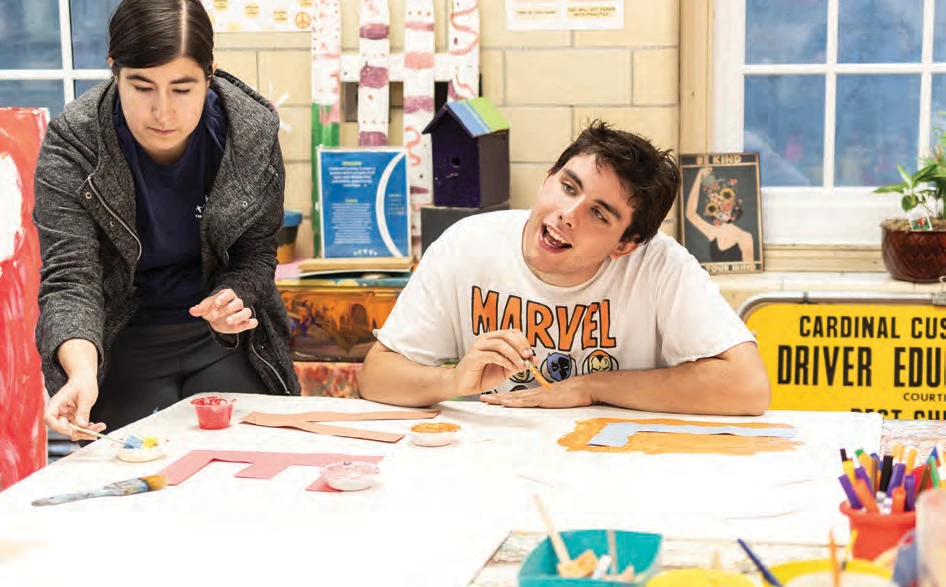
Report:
935,0,946,61
0,0,62,69
71,0,122,69
74,79,108,99
838,0,922,64
930,75,946,153
744,75,825,187
746,0,827,65
835,75,920,186
0,80,64,118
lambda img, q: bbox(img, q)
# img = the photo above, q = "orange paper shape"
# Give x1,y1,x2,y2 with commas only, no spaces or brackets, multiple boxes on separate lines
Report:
158,450,383,492
558,418,802,455
240,409,440,443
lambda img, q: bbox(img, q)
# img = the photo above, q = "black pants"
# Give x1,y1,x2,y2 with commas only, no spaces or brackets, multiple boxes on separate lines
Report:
90,320,271,434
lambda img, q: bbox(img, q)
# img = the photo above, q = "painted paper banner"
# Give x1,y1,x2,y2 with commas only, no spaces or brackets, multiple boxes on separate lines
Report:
310,0,342,257
403,0,435,256
202,0,314,33
0,108,48,489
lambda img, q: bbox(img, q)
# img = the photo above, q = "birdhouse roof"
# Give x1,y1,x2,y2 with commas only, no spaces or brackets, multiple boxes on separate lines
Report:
422,97,509,138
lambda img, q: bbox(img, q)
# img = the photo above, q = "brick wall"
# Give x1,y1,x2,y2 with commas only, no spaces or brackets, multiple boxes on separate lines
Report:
214,0,681,259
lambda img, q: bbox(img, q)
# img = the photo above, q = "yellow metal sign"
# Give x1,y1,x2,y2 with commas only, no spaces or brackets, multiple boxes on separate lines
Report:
744,297,946,420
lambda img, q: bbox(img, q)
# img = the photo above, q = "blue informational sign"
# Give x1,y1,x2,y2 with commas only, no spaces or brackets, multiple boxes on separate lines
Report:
317,147,410,258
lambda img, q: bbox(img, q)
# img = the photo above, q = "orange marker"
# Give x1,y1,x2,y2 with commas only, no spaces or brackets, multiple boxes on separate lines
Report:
858,453,873,477
853,479,879,513
891,486,906,513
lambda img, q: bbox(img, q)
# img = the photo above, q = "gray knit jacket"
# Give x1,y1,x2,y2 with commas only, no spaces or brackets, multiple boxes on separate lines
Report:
33,70,301,397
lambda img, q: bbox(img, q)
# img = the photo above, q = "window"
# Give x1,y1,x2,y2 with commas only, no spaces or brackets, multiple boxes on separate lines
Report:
0,0,122,118
713,0,946,245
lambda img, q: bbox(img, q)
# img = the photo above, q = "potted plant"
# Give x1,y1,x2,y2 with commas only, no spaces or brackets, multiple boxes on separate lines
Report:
873,134,946,282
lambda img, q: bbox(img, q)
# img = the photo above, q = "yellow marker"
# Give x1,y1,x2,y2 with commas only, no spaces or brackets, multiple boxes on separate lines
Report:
893,444,904,463
905,447,918,471
842,460,856,484
858,453,872,476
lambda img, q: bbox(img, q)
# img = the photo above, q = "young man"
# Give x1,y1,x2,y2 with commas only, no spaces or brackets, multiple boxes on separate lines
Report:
358,120,771,416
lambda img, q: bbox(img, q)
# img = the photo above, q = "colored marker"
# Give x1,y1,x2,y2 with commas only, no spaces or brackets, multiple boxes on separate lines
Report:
893,444,904,463
919,462,932,493
930,456,941,488
932,445,940,467
838,474,863,510
905,447,918,472
871,454,880,490
886,463,906,498
853,479,878,513
904,474,917,512
857,453,873,478
842,460,856,484
891,486,906,514
880,455,894,493
854,466,873,495
840,448,848,463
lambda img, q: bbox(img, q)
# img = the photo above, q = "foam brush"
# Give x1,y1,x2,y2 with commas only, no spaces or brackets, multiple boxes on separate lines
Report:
31,475,166,507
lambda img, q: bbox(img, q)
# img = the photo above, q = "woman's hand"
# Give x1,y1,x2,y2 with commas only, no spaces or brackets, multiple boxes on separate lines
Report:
190,289,258,334
44,374,104,441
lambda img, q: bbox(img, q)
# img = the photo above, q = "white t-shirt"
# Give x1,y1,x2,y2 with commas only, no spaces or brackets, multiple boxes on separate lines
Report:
375,210,755,394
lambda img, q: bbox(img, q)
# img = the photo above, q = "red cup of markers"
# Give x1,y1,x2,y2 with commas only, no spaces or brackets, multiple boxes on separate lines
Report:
191,396,235,430
839,501,916,561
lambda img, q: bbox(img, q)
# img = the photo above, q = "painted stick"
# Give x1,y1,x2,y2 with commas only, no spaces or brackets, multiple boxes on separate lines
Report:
448,0,480,101
311,0,342,257
403,0,435,256
358,0,390,146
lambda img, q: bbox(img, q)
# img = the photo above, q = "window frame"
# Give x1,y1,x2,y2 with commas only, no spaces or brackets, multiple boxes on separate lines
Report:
712,0,940,245
0,0,111,108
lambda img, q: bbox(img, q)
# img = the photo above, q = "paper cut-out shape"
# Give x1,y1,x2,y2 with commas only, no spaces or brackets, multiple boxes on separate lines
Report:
589,421,798,448
158,450,384,492
240,409,439,443
559,418,802,455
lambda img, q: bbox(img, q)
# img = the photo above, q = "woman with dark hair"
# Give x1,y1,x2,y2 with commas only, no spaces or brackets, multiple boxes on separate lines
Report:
36,0,301,442
685,166,755,264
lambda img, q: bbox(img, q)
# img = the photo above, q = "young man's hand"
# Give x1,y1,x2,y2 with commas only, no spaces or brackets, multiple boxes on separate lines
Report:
479,377,593,409
449,329,534,397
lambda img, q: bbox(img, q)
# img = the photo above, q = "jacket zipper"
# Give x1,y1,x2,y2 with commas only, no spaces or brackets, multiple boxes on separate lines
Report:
88,175,142,263
250,336,289,395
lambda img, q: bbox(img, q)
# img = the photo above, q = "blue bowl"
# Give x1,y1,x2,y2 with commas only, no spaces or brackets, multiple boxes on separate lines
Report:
518,529,662,586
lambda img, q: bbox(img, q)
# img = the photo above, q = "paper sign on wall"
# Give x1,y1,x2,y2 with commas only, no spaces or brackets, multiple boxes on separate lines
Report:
317,147,411,259
506,0,623,30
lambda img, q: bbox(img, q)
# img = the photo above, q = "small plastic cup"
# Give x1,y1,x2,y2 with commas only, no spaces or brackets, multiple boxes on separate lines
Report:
840,501,916,561
408,422,461,447
322,461,380,492
191,396,235,430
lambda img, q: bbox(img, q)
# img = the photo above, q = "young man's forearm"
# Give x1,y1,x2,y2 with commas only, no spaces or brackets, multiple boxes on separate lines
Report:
358,344,455,408
581,343,771,416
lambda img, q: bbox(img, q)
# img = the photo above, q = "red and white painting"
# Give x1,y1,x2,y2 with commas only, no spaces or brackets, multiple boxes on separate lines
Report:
0,108,48,488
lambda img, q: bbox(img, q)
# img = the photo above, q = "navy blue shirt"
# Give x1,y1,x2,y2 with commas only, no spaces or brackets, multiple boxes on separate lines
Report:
115,89,228,325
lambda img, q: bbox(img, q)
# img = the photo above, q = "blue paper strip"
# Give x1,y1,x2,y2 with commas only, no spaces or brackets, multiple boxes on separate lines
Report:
587,422,798,448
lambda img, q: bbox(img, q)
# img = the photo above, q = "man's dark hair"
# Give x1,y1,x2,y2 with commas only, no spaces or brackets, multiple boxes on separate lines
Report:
549,119,681,244
108,0,215,79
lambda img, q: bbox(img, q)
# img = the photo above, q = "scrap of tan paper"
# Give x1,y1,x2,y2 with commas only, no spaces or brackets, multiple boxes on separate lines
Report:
240,409,440,443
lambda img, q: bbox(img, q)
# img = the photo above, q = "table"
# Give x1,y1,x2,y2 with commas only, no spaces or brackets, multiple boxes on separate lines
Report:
469,418,946,586
0,395,933,586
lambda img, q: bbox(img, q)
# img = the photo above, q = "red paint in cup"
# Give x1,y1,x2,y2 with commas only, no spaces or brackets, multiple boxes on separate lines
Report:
191,396,235,430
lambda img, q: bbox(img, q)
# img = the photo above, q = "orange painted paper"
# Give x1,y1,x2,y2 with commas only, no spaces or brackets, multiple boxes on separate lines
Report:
558,418,802,455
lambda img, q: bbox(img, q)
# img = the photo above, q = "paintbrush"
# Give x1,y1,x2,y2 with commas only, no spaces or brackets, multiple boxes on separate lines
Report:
828,530,840,587
737,538,783,587
68,423,123,445
526,357,553,390
840,530,857,572
31,474,166,507
533,494,597,578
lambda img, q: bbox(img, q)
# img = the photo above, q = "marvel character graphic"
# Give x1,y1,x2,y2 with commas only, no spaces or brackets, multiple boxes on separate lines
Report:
510,385,528,391
510,367,535,384
583,350,619,374
540,352,577,383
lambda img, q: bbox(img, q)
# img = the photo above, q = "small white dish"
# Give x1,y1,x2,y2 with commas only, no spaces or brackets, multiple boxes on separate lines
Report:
115,437,170,463
408,422,461,447
322,461,380,492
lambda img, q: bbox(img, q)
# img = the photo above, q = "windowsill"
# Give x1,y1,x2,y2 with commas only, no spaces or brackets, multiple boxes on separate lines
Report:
712,271,944,312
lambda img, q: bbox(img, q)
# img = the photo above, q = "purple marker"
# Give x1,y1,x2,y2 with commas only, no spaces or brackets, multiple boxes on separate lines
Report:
904,475,917,512
839,474,863,510
855,466,873,495
886,462,906,498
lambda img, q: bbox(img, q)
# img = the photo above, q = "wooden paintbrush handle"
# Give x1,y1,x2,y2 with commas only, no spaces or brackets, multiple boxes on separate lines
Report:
533,495,571,563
